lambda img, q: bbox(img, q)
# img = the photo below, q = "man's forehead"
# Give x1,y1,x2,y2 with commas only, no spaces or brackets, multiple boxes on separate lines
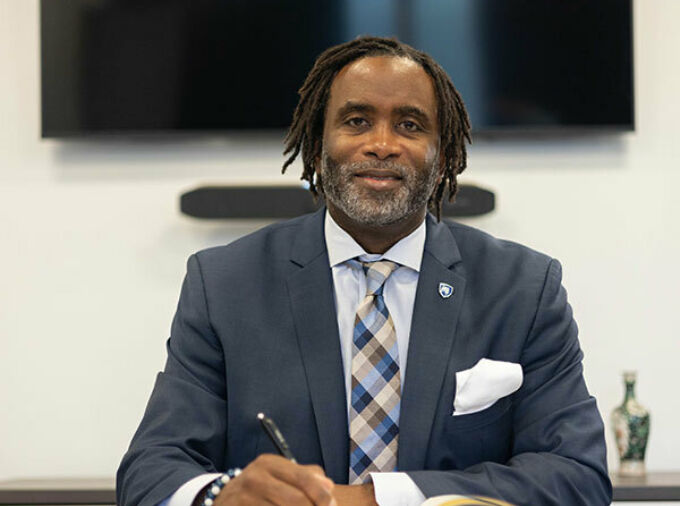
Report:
327,55,437,115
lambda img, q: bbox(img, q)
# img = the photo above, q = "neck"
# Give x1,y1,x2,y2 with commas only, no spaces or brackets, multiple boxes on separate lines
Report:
327,204,426,254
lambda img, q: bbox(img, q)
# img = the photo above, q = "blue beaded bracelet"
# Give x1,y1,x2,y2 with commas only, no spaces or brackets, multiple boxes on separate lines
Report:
200,468,242,506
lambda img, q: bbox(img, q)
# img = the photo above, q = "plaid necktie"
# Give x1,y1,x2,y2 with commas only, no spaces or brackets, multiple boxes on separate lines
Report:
348,259,401,484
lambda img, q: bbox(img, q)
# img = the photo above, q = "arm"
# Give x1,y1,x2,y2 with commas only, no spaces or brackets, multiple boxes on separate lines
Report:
117,254,229,506
407,259,612,505
116,255,334,506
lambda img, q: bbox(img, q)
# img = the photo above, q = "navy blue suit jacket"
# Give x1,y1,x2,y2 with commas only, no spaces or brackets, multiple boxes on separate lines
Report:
117,209,611,505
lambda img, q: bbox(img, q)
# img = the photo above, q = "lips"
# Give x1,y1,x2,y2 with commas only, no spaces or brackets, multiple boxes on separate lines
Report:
352,169,403,191
353,169,403,180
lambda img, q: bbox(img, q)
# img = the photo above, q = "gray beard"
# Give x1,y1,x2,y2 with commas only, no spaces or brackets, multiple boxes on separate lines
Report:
319,150,439,227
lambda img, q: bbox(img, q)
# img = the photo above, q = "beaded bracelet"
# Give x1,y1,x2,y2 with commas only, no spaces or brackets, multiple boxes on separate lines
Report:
200,468,242,506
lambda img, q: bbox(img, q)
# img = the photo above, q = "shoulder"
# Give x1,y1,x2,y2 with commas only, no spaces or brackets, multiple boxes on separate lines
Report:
448,219,552,263
189,212,321,276
442,219,558,286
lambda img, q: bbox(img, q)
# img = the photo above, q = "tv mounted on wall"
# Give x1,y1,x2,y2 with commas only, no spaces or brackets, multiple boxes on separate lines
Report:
41,0,634,138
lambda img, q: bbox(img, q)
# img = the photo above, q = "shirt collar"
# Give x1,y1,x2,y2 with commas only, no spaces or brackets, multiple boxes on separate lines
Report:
324,209,426,272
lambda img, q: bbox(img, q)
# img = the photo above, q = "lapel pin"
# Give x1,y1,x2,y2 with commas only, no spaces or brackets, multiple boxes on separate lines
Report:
438,282,454,299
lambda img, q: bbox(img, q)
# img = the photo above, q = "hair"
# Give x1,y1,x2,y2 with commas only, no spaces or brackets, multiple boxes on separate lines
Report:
282,36,471,219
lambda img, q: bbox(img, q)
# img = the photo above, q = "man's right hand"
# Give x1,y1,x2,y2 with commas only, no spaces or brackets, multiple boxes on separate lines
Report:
214,454,336,506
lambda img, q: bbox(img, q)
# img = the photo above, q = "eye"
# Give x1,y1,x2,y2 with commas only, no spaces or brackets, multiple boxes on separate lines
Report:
399,120,421,132
346,117,369,128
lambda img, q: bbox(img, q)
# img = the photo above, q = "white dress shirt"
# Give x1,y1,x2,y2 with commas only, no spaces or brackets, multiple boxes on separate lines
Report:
325,211,426,506
163,211,427,506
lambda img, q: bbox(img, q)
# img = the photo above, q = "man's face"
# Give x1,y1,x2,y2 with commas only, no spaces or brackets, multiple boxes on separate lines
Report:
318,56,442,229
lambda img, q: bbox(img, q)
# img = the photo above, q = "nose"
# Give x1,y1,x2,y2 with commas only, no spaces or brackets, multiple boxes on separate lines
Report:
363,122,401,161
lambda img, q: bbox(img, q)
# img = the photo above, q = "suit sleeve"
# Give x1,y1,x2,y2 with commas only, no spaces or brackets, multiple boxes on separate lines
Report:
117,254,228,506
407,259,612,505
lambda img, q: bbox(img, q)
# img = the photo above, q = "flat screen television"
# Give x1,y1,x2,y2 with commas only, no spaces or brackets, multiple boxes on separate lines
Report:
41,0,634,138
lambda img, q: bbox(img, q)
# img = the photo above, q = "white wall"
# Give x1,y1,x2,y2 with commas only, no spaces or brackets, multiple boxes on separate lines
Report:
1,0,678,481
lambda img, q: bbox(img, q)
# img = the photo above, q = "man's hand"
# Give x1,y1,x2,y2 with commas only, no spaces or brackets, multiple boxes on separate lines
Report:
214,454,336,506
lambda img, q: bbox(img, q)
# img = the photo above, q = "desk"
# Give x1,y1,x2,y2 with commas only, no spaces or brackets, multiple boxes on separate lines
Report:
1,474,680,504
612,472,680,502
0,478,115,505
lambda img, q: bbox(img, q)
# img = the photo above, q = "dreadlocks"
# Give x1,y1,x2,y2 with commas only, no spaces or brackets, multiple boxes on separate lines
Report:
282,36,471,219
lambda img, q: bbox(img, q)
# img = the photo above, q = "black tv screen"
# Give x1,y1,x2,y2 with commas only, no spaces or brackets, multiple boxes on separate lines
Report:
41,0,634,137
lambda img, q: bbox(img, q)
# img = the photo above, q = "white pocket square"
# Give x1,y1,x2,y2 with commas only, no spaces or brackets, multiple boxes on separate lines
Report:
452,358,523,416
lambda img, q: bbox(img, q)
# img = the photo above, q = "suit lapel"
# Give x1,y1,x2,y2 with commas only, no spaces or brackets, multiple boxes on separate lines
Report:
285,210,467,477
398,216,466,471
286,209,349,484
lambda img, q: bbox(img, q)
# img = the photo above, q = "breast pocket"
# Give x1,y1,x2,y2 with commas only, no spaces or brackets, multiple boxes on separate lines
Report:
438,396,514,469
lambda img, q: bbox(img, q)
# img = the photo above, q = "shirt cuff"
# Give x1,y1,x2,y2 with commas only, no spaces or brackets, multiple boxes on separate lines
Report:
162,473,222,506
370,472,426,506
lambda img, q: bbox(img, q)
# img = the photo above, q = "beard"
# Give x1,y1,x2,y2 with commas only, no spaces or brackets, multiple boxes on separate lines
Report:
318,149,440,227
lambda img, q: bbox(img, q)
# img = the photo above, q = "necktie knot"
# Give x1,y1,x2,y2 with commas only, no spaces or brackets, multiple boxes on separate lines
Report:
353,260,400,296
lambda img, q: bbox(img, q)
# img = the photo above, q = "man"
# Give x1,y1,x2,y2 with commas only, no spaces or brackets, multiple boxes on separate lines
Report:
117,37,611,506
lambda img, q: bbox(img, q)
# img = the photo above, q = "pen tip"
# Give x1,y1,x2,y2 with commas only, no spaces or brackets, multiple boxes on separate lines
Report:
257,412,264,420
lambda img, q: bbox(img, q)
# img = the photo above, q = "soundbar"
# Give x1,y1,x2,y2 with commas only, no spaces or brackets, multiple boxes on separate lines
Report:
180,185,495,220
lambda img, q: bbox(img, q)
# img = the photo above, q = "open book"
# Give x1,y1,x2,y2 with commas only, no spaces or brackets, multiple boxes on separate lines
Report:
422,495,515,506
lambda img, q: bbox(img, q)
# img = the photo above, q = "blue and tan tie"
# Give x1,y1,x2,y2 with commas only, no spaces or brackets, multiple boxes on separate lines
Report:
348,260,401,484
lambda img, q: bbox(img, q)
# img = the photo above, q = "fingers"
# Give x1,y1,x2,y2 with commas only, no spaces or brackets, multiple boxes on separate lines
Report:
265,457,335,506
217,454,335,506
269,463,334,505
303,464,327,477
256,475,318,506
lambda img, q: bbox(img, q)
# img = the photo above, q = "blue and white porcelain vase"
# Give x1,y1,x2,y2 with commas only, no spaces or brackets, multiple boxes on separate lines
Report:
611,371,650,477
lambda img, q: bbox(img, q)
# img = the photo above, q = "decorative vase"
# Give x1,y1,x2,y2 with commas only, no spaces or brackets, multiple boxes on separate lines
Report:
611,371,650,477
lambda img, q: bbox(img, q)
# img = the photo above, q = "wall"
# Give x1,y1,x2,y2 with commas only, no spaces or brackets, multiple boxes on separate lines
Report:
1,0,678,480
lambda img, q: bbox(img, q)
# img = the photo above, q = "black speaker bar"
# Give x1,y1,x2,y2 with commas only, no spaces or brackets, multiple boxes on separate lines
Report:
180,185,494,219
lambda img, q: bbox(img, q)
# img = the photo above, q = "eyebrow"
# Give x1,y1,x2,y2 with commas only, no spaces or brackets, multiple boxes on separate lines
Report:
335,101,433,129
336,101,376,119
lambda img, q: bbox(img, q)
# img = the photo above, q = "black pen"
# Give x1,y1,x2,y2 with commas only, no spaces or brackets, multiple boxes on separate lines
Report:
257,412,297,463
